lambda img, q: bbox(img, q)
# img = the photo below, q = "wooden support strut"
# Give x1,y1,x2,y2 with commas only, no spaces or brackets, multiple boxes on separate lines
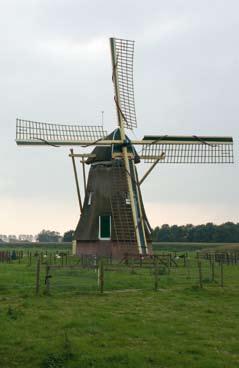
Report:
110,37,148,255
17,137,233,147
81,157,87,195
70,149,83,212
69,153,96,159
139,153,165,186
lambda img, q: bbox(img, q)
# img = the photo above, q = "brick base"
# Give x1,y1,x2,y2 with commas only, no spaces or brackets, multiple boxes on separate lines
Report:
76,241,153,259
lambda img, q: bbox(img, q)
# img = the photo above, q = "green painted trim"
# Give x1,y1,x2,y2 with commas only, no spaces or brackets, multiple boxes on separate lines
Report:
142,136,233,143
99,215,111,239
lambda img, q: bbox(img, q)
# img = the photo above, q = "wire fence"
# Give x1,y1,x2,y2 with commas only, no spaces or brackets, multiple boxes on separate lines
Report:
0,251,239,296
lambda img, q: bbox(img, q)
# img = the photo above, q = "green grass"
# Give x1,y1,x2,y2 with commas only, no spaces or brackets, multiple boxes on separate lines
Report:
0,241,71,251
153,242,239,252
0,246,238,367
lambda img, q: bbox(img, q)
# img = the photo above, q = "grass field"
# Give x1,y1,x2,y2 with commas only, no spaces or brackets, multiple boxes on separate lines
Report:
0,241,71,251
153,242,239,252
2,240,239,252
0,244,238,367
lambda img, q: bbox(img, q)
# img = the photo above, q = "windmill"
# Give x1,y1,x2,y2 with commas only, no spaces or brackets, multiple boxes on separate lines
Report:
16,37,234,258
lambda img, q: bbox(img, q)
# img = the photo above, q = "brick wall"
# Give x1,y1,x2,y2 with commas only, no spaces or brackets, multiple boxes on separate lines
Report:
76,241,153,258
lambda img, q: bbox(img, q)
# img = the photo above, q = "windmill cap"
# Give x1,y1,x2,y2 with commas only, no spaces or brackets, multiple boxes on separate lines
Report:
86,128,140,165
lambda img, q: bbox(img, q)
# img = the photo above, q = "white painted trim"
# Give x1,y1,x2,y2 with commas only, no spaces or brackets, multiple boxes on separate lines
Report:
88,192,93,205
98,215,111,240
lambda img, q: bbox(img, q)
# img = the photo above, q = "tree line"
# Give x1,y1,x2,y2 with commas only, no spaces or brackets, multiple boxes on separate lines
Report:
152,222,239,243
37,230,74,243
37,222,239,243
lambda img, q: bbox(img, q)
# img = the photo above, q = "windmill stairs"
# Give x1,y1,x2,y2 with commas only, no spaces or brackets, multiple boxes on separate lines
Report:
110,160,137,256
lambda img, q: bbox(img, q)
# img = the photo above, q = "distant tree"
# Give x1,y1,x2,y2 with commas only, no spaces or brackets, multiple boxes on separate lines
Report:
11,250,17,260
159,224,171,241
151,222,239,243
63,230,74,242
37,230,61,243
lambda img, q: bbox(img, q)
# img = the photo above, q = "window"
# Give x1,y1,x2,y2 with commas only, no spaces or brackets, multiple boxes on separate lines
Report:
88,192,93,205
125,192,131,205
99,215,111,240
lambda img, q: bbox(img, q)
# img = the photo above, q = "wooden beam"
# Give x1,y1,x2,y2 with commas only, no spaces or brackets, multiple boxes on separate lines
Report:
110,37,148,256
139,159,160,186
139,153,165,185
16,137,233,147
17,139,122,146
70,149,83,213
69,153,96,159
81,157,87,195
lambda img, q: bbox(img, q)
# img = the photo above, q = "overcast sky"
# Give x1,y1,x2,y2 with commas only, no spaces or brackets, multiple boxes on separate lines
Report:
1,0,238,235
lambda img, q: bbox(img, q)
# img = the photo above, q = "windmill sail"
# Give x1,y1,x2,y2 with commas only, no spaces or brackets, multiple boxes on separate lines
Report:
16,119,107,146
110,38,137,130
110,38,148,255
140,135,233,163
128,160,147,254
15,36,235,259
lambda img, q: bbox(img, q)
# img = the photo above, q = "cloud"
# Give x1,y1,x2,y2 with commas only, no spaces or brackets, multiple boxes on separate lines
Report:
145,201,239,228
1,0,239,233
0,197,77,235
38,36,108,63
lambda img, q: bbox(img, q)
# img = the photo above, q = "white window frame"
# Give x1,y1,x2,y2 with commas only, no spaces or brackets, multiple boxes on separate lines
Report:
125,192,131,205
98,215,111,240
88,192,93,205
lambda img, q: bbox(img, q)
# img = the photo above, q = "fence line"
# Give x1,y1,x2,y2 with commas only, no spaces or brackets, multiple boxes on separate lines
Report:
0,251,238,296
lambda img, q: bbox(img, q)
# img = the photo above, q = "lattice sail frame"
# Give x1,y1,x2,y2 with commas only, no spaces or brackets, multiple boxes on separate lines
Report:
16,119,107,145
111,38,137,130
141,136,233,164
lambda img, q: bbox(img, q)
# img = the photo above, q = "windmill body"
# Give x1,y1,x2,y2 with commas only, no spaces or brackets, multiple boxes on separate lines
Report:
16,37,234,258
74,128,152,258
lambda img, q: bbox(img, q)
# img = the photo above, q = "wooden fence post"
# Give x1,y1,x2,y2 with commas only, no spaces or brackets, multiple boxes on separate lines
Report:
220,261,224,287
98,260,104,294
183,254,186,267
154,259,159,291
139,255,142,268
125,253,128,266
186,258,191,279
211,261,215,282
35,258,41,295
131,256,135,273
198,261,203,288
169,253,172,268
45,265,51,295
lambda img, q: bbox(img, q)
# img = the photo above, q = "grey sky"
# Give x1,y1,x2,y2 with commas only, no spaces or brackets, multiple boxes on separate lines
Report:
1,0,238,235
